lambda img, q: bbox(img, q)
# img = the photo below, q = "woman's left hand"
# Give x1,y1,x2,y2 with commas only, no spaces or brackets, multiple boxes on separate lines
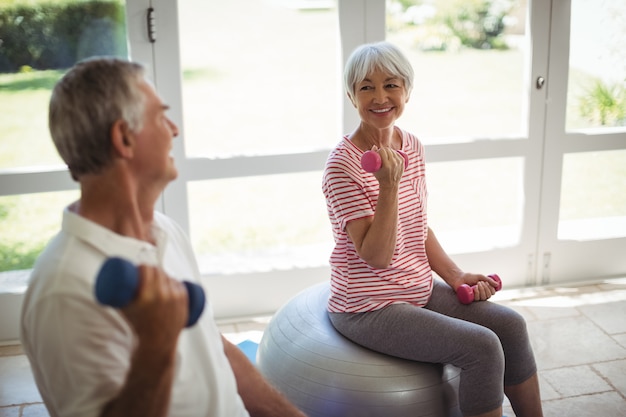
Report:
454,272,498,301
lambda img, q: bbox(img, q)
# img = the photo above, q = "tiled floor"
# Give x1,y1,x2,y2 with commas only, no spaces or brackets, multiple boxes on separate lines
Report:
2,278,626,416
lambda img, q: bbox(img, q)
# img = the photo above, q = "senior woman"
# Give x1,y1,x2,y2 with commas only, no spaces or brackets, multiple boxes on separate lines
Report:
322,41,544,417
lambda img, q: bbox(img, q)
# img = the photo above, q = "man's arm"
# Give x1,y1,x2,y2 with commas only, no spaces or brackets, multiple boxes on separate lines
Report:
100,343,177,417
101,265,188,417
222,336,307,417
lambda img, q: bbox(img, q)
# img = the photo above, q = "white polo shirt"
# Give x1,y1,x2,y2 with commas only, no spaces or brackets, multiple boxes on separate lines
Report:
20,208,249,417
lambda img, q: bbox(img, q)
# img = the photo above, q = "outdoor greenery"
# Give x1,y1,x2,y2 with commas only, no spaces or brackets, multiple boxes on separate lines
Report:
579,79,626,126
387,0,515,51
0,203,37,271
440,0,513,49
0,0,126,72
0,241,44,271
0,1,624,272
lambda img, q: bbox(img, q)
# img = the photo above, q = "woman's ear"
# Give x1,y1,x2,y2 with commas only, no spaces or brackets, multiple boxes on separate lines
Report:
110,119,133,158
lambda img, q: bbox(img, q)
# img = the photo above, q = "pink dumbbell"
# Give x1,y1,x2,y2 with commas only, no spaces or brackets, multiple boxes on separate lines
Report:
361,150,409,173
457,274,502,304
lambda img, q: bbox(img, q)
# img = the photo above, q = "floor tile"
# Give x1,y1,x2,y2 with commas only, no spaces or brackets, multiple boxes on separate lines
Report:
216,322,237,334
528,316,626,370
225,330,264,345
540,365,612,397
597,278,626,291
537,371,565,401
542,391,626,416
0,407,20,417
613,333,626,349
21,403,49,417
0,356,42,406
234,317,270,334
521,304,582,321
593,359,626,396
579,300,626,334
0,345,23,357
2,278,626,416
503,291,584,321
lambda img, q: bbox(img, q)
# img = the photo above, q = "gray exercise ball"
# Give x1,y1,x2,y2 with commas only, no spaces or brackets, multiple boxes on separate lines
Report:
257,282,462,417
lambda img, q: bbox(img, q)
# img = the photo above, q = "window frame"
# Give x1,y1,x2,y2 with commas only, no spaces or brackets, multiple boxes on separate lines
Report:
1,0,625,333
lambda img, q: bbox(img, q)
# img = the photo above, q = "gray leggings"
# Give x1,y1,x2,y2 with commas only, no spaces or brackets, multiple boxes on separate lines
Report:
329,280,537,416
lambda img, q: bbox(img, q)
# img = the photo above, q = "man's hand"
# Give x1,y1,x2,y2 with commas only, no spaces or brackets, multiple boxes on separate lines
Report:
121,265,188,350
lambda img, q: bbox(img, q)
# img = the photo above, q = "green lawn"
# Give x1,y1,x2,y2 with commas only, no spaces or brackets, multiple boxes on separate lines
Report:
0,70,63,168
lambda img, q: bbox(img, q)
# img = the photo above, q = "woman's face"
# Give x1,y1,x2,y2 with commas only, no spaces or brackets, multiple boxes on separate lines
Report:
350,69,410,130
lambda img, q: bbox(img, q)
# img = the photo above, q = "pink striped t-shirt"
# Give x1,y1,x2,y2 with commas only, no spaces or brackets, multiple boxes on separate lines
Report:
322,128,433,313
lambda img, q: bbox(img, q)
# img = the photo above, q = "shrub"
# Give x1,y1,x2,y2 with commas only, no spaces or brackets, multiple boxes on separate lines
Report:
387,0,514,51
579,79,626,127
0,241,44,272
0,1,127,72
439,0,513,50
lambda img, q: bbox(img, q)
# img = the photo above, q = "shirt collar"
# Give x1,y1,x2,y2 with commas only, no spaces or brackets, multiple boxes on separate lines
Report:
61,207,167,266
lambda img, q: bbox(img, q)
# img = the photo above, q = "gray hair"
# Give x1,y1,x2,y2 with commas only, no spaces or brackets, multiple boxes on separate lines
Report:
48,57,147,181
344,41,414,102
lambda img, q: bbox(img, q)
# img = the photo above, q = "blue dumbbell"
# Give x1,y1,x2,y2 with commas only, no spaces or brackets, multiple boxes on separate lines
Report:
95,257,205,327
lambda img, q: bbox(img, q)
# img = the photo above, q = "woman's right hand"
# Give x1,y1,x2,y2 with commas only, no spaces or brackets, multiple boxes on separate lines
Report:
373,146,405,187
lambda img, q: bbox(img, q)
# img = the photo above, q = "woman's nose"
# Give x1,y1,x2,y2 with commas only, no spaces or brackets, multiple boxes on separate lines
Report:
373,89,387,103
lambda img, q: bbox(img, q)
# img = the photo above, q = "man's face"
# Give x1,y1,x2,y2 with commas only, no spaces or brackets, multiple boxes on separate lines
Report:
131,79,179,187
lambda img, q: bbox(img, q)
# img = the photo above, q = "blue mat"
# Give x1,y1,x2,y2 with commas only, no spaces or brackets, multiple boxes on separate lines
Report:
237,340,259,364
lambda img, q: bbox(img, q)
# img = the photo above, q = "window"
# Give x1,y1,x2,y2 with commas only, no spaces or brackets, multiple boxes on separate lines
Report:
387,0,528,143
386,0,528,254
0,0,128,274
566,0,625,131
176,0,340,273
1,0,625,341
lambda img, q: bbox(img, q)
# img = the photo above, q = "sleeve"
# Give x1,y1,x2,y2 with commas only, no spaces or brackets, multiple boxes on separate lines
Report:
322,156,375,232
23,286,134,417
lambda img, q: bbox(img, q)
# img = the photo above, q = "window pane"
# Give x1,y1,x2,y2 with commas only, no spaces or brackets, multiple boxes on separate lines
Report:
188,172,333,274
178,0,340,157
0,0,128,170
566,0,626,131
0,190,79,273
427,157,524,253
558,150,626,241
386,0,527,143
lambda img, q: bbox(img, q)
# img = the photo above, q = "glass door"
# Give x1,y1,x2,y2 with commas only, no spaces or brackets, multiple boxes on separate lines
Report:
384,0,550,287
0,0,155,343
537,0,626,284
154,0,341,317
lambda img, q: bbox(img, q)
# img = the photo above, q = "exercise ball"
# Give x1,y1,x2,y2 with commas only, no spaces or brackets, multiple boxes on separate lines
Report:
257,282,461,417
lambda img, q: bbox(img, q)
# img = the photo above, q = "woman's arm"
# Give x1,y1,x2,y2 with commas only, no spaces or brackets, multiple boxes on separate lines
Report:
222,336,307,417
425,227,498,300
346,147,404,269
